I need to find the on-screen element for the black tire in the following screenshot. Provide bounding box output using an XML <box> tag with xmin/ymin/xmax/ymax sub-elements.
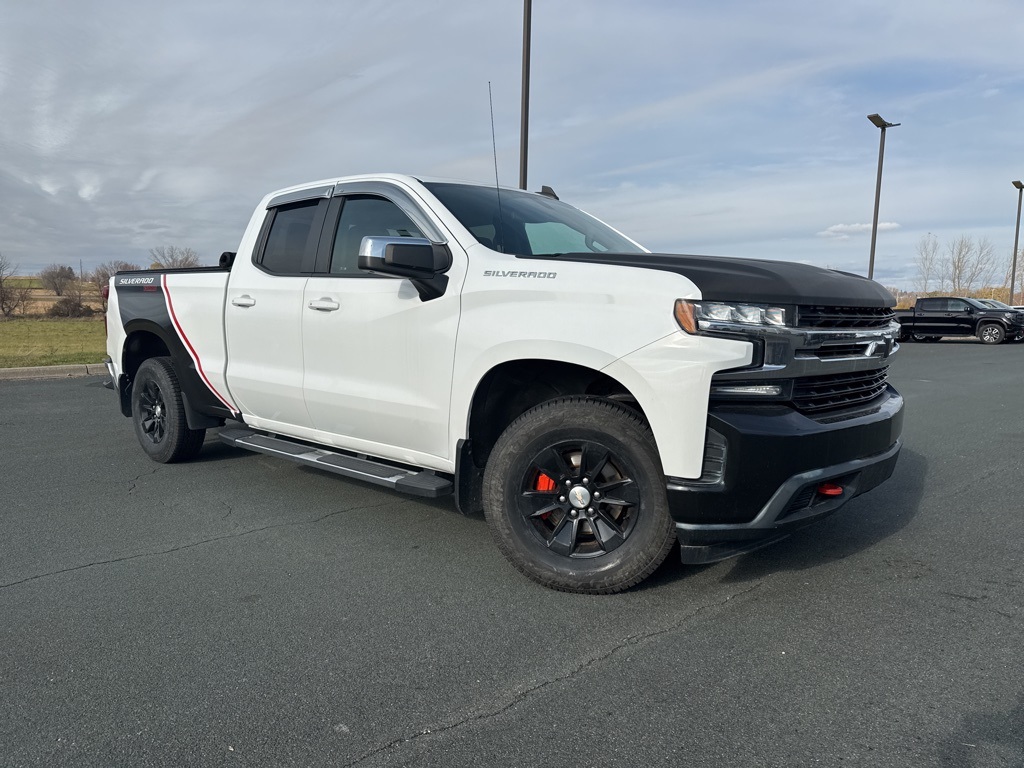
<box><xmin>131</xmin><ymin>357</ymin><xmax>206</xmax><ymax>463</ymax></box>
<box><xmin>897</xmin><ymin>328</ymin><xmax>912</xmax><ymax>342</ymax></box>
<box><xmin>978</xmin><ymin>324</ymin><xmax>1005</xmax><ymax>345</ymax></box>
<box><xmin>483</xmin><ymin>397</ymin><xmax>676</xmax><ymax>594</ymax></box>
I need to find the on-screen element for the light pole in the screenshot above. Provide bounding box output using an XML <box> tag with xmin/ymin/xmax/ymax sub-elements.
<box><xmin>867</xmin><ymin>114</ymin><xmax>900</xmax><ymax>280</ymax></box>
<box><xmin>519</xmin><ymin>0</ymin><xmax>532</xmax><ymax>190</ymax></box>
<box><xmin>1011</xmin><ymin>180</ymin><xmax>1023</xmax><ymax>305</ymax></box>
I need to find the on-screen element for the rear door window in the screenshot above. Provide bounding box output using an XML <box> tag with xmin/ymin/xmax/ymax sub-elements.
<box><xmin>259</xmin><ymin>200</ymin><xmax>322</xmax><ymax>274</ymax></box>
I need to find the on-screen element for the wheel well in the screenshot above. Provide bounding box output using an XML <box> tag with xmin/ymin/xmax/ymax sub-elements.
<box><xmin>466</xmin><ymin>359</ymin><xmax>645</xmax><ymax>470</ymax></box>
<box><xmin>123</xmin><ymin>331</ymin><xmax>171</xmax><ymax>382</ymax></box>
<box><xmin>114</xmin><ymin>331</ymin><xmax>171</xmax><ymax>416</ymax></box>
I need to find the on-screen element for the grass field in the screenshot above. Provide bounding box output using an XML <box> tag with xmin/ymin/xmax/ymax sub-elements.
<box><xmin>0</xmin><ymin>318</ymin><xmax>106</xmax><ymax>367</ymax></box>
<box><xmin>6</xmin><ymin>276</ymin><xmax>43</xmax><ymax>289</ymax></box>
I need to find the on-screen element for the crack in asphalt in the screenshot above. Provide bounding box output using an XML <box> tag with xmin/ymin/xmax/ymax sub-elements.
<box><xmin>341</xmin><ymin>580</ymin><xmax>765</xmax><ymax>768</ymax></box>
<box><xmin>0</xmin><ymin>501</ymin><xmax>397</xmax><ymax>591</ymax></box>
<box><xmin>126</xmin><ymin>467</ymin><xmax>161</xmax><ymax>496</ymax></box>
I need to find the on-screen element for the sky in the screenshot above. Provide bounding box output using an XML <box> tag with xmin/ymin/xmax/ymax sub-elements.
<box><xmin>3</xmin><ymin>0</ymin><xmax>1024</xmax><ymax>289</ymax></box>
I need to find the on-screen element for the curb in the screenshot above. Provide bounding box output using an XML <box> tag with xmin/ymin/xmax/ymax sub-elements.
<box><xmin>0</xmin><ymin>363</ymin><xmax>108</xmax><ymax>381</ymax></box>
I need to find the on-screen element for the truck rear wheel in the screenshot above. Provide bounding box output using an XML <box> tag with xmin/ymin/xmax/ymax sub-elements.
<box><xmin>483</xmin><ymin>397</ymin><xmax>676</xmax><ymax>594</ymax></box>
<box><xmin>978</xmin><ymin>324</ymin><xmax>1005</xmax><ymax>344</ymax></box>
<box><xmin>131</xmin><ymin>357</ymin><xmax>206</xmax><ymax>463</ymax></box>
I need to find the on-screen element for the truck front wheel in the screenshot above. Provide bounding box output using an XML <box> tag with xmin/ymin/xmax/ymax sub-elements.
<box><xmin>978</xmin><ymin>324</ymin><xmax>1005</xmax><ymax>344</ymax></box>
<box><xmin>483</xmin><ymin>397</ymin><xmax>676</xmax><ymax>594</ymax></box>
<box><xmin>131</xmin><ymin>357</ymin><xmax>206</xmax><ymax>463</ymax></box>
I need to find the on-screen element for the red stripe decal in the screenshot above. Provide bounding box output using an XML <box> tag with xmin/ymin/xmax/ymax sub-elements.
<box><xmin>162</xmin><ymin>274</ymin><xmax>237</xmax><ymax>414</ymax></box>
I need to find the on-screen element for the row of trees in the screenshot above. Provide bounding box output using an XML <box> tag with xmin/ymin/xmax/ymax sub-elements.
<box><xmin>913</xmin><ymin>234</ymin><xmax>1023</xmax><ymax>298</ymax></box>
<box><xmin>0</xmin><ymin>246</ymin><xmax>201</xmax><ymax>318</ymax></box>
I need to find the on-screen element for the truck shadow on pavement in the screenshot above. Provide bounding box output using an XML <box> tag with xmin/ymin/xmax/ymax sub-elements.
<box><xmin>640</xmin><ymin>447</ymin><xmax>928</xmax><ymax>589</ymax></box>
<box><xmin>208</xmin><ymin>432</ymin><xmax>928</xmax><ymax>591</ymax></box>
<box><xmin>189</xmin><ymin>435</ymin><xmax>260</xmax><ymax>464</ymax></box>
<box><xmin>937</xmin><ymin>691</ymin><xmax>1024</xmax><ymax>767</ymax></box>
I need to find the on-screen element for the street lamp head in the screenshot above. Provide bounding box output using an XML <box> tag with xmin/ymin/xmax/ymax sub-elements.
<box><xmin>1013</xmin><ymin>180</ymin><xmax>1023</xmax><ymax>190</ymax></box>
<box><xmin>867</xmin><ymin>113</ymin><xmax>900</xmax><ymax>129</ymax></box>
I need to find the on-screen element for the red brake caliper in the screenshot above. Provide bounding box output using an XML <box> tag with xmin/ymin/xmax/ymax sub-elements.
<box><xmin>534</xmin><ymin>472</ymin><xmax>557</xmax><ymax>492</ymax></box>
<box><xmin>533</xmin><ymin>472</ymin><xmax>558</xmax><ymax>521</ymax></box>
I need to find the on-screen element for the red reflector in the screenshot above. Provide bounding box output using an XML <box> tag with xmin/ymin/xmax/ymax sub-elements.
<box><xmin>534</xmin><ymin>473</ymin><xmax>557</xmax><ymax>492</ymax></box>
<box><xmin>817</xmin><ymin>482</ymin><xmax>844</xmax><ymax>497</ymax></box>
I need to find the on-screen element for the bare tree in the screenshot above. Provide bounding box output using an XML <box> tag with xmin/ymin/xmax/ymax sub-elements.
<box><xmin>914</xmin><ymin>234</ymin><xmax>940</xmax><ymax>294</ymax></box>
<box><xmin>149</xmin><ymin>246</ymin><xmax>200</xmax><ymax>269</ymax></box>
<box><xmin>942</xmin><ymin>236</ymin><xmax>999</xmax><ymax>294</ymax></box>
<box><xmin>39</xmin><ymin>264</ymin><xmax>76</xmax><ymax>296</ymax></box>
<box><xmin>91</xmin><ymin>260</ymin><xmax>142</xmax><ymax>290</ymax></box>
<box><xmin>0</xmin><ymin>253</ymin><xmax>32</xmax><ymax>317</ymax></box>
<box><xmin>1002</xmin><ymin>248</ymin><xmax>1024</xmax><ymax>305</ymax></box>
<box><xmin>90</xmin><ymin>260</ymin><xmax>143</xmax><ymax>306</ymax></box>
<box><xmin>1016</xmin><ymin>251</ymin><xmax>1024</xmax><ymax>305</ymax></box>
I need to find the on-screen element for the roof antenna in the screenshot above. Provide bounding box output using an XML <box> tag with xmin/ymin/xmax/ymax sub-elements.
<box><xmin>488</xmin><ymin>81</ymin><xmax>506</xmax><ymax>253</ymax></box>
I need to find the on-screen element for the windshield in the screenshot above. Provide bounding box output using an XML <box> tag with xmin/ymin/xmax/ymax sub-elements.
<box><xmin>982</xmin><ymin>299</ymin><xmax>1012</xmax><ymax>309</ymax></box>
<box><xmin>423</xmin><ymin>182</ymin><xmax>645</xmax><ymax>256</ymax></box>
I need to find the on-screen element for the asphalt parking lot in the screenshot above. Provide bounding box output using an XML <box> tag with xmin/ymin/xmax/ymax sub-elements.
<box><xmin>2</xmin><ymin>340</ymin><xmax>1022</xmax><ymax>767</ymax></box>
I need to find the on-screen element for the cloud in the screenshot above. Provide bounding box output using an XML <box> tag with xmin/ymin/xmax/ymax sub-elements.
<box><xmin>818</xmin><ymin>223</ymin><xmax>901</xmax><ymax>240</ymax></box>
<box><xmin>1</xmin><ymin>0</ymin><xmax>1024</xmax><ymax>290</ymax></box>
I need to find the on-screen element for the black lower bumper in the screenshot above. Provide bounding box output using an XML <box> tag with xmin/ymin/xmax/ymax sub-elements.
<box><xmin>667</xmin><ymin>386</ymin><xmax>904</xmax><ymax>564</ymax></box>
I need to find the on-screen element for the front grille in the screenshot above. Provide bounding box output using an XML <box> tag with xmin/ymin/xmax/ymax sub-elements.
<box><xmin>792</xmin><ymin>367</ymin><xmax>889</xmax><ymax>413</ymax></box>
<box><xmin>797</xmin><ymin>306</ymin><xmax>895</xmax><ymax>329</ymax></box>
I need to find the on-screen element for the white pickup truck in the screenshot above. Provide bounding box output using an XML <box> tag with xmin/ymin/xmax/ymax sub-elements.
<box><xmin>105</xmin><ymin>174</ymin><xmax>904</xmax><ymax>593</ymax></box>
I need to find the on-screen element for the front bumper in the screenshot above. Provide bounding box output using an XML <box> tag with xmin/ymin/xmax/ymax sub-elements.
<box><xmin>667</xmin><ymin>386</ymin><xmax>904</xmax><ymax>564</ymax></box>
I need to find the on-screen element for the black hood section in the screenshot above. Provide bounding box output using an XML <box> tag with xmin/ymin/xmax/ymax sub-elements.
<box><xmin>521</xmin><ymin>252</ymin><xmax>895</xmax><ymax>308</ymax></box>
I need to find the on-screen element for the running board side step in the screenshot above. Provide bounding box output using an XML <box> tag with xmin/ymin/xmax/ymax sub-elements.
<box><xmin>219</xmin><ymin>427</ymin><xmax>453</xmax><ymax>498</ymax></box>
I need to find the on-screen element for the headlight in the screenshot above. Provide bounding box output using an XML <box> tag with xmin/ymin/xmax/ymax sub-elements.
<box><xmin>674</xmin><ymin>300</ymin><xmax>789</xmax><ymax>334</ymax></box>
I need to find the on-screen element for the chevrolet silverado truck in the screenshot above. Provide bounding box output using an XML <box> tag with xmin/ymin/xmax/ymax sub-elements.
<box><xmin>105</xmin><ymin>174</ymin><xmax>904</xmax><ymax>593</ymax></box>
<box><xmin>896</xmin><ymin>296</ymin><xmax>1024</xmax><ymax>343</ymax></box>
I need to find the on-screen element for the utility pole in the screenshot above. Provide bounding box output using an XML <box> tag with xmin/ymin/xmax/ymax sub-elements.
<box><xmin>519</xmin><ymin>0</ymin><xmax>532</xmax><ymax>190</ymax></box>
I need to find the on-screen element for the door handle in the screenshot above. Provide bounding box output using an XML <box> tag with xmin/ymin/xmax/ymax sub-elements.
<box><xmin>308</xmin><ymin>297</ymin><xmax>340</xmax><ymax>312</ymax></box>
<box><xmin>231</xmin><ymin>295</ymin><xmax>256</xmax><ymax>308</ymax></box>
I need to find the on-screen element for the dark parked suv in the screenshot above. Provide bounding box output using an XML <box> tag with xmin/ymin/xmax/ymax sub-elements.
<box><xmin>896</xmin><ymin>297</ymin><xmax>1024</xmax><ymax>344</ymax></box>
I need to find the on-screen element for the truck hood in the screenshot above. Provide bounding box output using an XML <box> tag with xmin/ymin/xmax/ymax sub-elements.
<box><xmin>521</xmin><ymin>252</ymin><xmax>895</xmax><ymax>308</ymax></box>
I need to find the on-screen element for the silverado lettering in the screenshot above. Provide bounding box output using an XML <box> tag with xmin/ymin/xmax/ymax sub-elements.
<box><xmin>483</xmin><ymin>270</ymin><xmax>557</xmax><ymax>278</ymax></box>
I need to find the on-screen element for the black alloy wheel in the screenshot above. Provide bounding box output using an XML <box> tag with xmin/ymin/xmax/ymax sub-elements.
<box><xmin>131</xmin><ymin>357</ymin><xmax>206</xmax><ymax>463</ymax></box>
<box><xmin>137</xmin><ymin>377</ymin><xmax>168</xmax><ymax>445</ymax></box>
<box><xmin>484</xmin><ymin>397</ymin><xmax>676</xmax><ymax>594</ymax></box>
<box><xmin>518</xmin><ymin>440</ymin><xmax>641</xmax><ymax>559</ymax></box>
